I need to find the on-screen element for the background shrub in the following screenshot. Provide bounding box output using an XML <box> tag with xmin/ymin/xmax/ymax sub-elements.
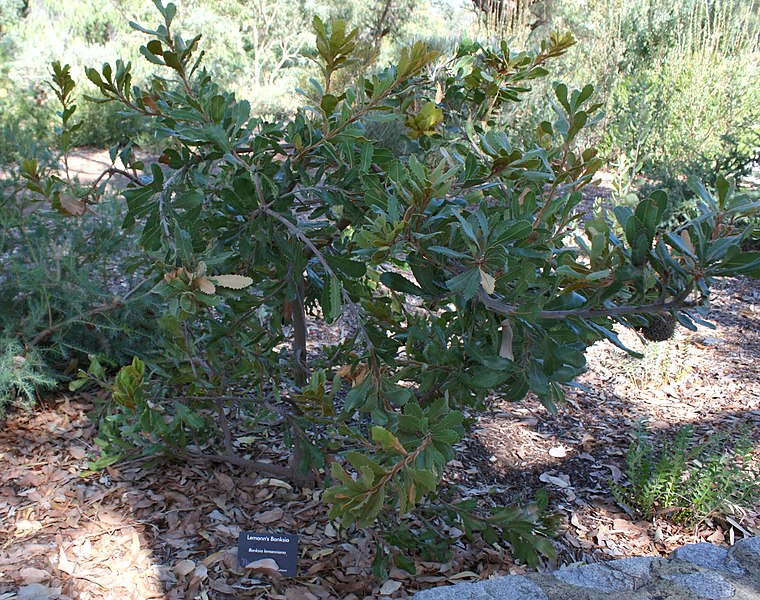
<box><xmin>71</xmin><ymin>92</ymin><xmax>156</xmax><ymax>148</ymax></box>
<box><xmin>0</xmin><ymin>187</ymin><xmax>160</xmax><ymax>372</ymax></box>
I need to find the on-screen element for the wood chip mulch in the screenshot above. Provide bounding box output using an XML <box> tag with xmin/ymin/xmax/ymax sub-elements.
<box><xmin>1</xmin><ymin>276</ymin><xmax>758</xmax><ymax>599</ymax></box>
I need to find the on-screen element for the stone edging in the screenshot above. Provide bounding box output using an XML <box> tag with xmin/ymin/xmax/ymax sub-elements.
<box><xmin>412</xmin><ymin>538</ymin><xmax>760</xmax><ymax>599</ymax></box>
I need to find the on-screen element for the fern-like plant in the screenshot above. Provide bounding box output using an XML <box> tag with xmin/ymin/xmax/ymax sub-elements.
<box><xmin>0</xmin><ymin>340</ymin><xmax>55</xmax><ymax>418</ymax></box>
<box><xmin>613</xmin><ymin>423</ymin><xmax>760</xmax><ymax>525</ymax></box>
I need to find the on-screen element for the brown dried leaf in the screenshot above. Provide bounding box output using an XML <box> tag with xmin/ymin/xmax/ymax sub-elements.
<box><xmin>379</xmin><ymin>579</ymin><xmax>402</xmax><ymax>595</ymax></box>
<box><xmin>211</xmin><ymin>274</ymin><xmax>254</xmax><ymax>289</ymax></box>
<box><xmin>173</xmin><ymin>559</ymin><xmax>196</xmax><ymax>577</ymax></box>
<box><xmin>20</xmin><ymin>567</ymin><xmax>50</xmax><ymax>584</ymax></box>
<box><xmin>201</xmin><ymin>549</ymin><xmax>227</xmax><ymax>567</ymax></box>
<box><xmin>256</xmin><ymin>507</ymin><xmax>284</xmax><ymax>524</ymax></box>
<box><xmin>244</xmin><ymin>558</ymin><xmax>280</xmax><ymax>573</ymax></box>
<box><xmin>59</xmin><ymin>193</ymin><xmax>86</xmax><ymax>216</ymax></box>
<box><xmin>195</xmin><ymin>276</ymin><xmax>216</xmax><ymax>295</ymax></box>
<box><xmin>68</xmin><ymin>446</ymin><xmax>87</xmax><ymax>460</ymax></box>
<box><xmin>448</xmin><ymin>571</ymin><xmax>480</xmax><ymax>580</ymax></box>
<box><xmin>57</xmin><ymin>546</ymin><xmax>75</xmax><ymax>575</ymax></box>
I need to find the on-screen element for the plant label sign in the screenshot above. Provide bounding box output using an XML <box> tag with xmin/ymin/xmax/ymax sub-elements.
<box><xmin>237</xmin><ymin>531</ymin><xmax>298</xmax><ymax>576</ymax></box>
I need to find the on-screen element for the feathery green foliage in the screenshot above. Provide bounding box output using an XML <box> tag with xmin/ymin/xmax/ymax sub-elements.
<box><xmin>0</xmin><ymin>341</ymin><xmax>55</xmax><ymax>418</ymax></box>
<box><xmin>0</xmin><ymin>178</ymin><xmax>160</xmax><ymax>370</ymax></box>
<box><xmin>613</xmin><ymin>424</ymin><xmax>760</xmax><ymax>525</ymax></box>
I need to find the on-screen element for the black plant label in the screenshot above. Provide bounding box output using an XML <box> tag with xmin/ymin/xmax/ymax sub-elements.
<box><xmin>237</xmin><ymin>531</ymin><xmax>298</xmax><ymax>576</ymax></box>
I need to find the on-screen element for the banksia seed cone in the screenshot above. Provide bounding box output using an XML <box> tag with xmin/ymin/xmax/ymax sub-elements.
<box><xmin>637</xmin><ymin>314</ymin><xmax>677</xmax><ymax>342</ymax></box>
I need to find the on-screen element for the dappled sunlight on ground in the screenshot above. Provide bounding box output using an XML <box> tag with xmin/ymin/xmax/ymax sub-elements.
<box><xmin>0</xmin><ymin>398</ymin><xmax>164</xmax><ymax>599</ymax></box>
<box><xmin>0</xmin><ymin>281</ymin><xmax>757</xmax><ymax>599</ymax></box>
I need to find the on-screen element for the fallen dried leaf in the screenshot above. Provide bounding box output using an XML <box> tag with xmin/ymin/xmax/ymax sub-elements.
<box><xmin>244</xmin><ymin>558</ymin><xmax>281</xmax><ymax>575</ymax></box>
<box><xmin>20</xmin><ymin>567</ymin><xmax>50</xmax><ymax>584</ymax></box>
<box><xmin>201</xmin><ymin>549</ymin><xmax>228</xmax><ymax>566</ymax></box>
<box><xmin>539</xmin><ymin>472</ymin><xmax>570</xmax><ymax>488</ymax></box>
<box><xmin>68</xmin><ymin>447</ymin><xmax>87</xmax><ymax>460</ymax></box>
<box><xmin>256</xmin><ymin>507</ymin><xmax>284</xmax><ymax>523</ymax></box>
<box><xmin>258</xmin><ymin>478</ymin><xmax>293</xmax><ymax>490</ymax></box>
<box><xmin>173</xmin><ymin>559</ymin><xmax>196</xmax><ymax>577</ymax></box>
<box><xmin>549</xmin><ymin>446</ymin><xmax>568</xmax><ymax>458</ymax></box>
<box><xmin>448</xmin><ymin>571</ymin><xmax>479</xmax><ymax>580</ymax></box>
<box><xmin>57</xmin><ymin>546</ymin><xmax>75</xmax><ymax>575</ymax></box>
<box><xmin>15</xmin><ymin>519</ymin><xmax>43</xmax><ymax>535</ymax></box>
<box><xmin>379</xmin><ymin>579</ymin><xmax>402</xmax><ymax>595</ymax></box>
<box><xmin>606</xmin><ymin>464</ymin><xmax>623</xmax><ymax>483</ymax></box>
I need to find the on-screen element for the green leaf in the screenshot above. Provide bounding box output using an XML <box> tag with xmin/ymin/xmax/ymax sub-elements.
<box><xmin>140</xmin><ymin>46</ymin><xmax>165</xmax><ymax>66</ymax></box>
<box><xmin>371</xmin><ymin>426</ymin><xmax>408</xmax><ymax>455</ymax></box>
<box><xmin>410</xmin><ymin>468</ymin><xmax>438</xmax><ymax>492</ymax></box>
<box><xmin>164</xmin><ymin>2</ymin><xmax>177</xmax><ymax>24</ymax></box>
<box><xmin>451</xmin><ymin>209</ymin><xmax>479</xmax><ymax>247</ymax></box>
<box><xmin>320</xmin><ymin>276</ymin><xmax>343</xmax><ymax>324</ymax></box>
<box><xmin>446</xmin><ymin>268</ymin><xmax>480</xmax><ymax>301</ymax></box>
<box><xmin>427</xmin><ymin>245</ymin><xmax>471</xmax><ymax>259</ymax></box>
<box><xmin>714</xmin><ymin>251</ymin><xmax>760</xmax><ymax>277</ymax></box>
<box><xmin>380</xmin><ymin>272</ymin><xmax>424</xmax><ymax>296</ymax></box>
<box><xmin>371</xmin><ymin>544</ymin><xmax>390</xmax><ymax>581</ymax></box>
<box><xmin>174</xmin><ymin>224</ymin><xmax>194</xmax><ymax>265</ymax></box>
<box><xmin>341</xmin><ymin>378</ymin><xmax>371</xmax><ymax>416</ymax></box>
<box><xmin>321</xmin><ymin>94</ymin><xmax>339</xmax><ymax>115</ymax></box>
<box><xmin>113</xmin><ymin>357</ymin><xmax>145</xmax><ymax>409</ymax></box>
<box><xmin>200</xmin><ymin>124</ymin><xmax>231</xmax><ymax>150</ymax></box>
<box><xmin>634</xmin><ymin>195</ymin><xmax>665</xmax><ymax>235</ymax></box>
<box><xmin>393</xmin><ymin>554</ymin><xmax>417</xmax><ymax>575</ymax></box>
<box><xmin>209</xmin><ymin>95</ymin><xmax>226</xmax><ymax>122</ymax></box>
<box><xmin>175</xmin><ymin>402</ymin><xmax>205</xmax><ymax>430</ymax></box>
<box><xmin>129</xmin><ymin>21</ymin><xmax>158</xmax><ymax>36</ymax></box>
<box><xmin>495</xmin><ymin>220</ymin><xmax>533</xmax><ymax>244</ymax></box>
<box><xmin>68</xmin><ymin>377</ymin><xmax>88</xmax><ymax>392</ymax></box>
<box><xmin>325</xmin><ymin>255</ymin><xmax>367</xmax><ymax>279</ymax></box>
<box><xmin>173</xmin><ymin>190</ymin><xmax>204</xmax><ymax>210</ymax></box>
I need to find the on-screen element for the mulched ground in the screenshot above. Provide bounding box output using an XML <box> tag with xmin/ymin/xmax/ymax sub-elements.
<box><xmin>1</xmin><ymin>275</ymin><xmax>757</xmax><ymax>600</ymax></box>
<box><xmin>1</xmin><ymin>152</ymin><xmax>758</xmax><ymax>598</ymax></box>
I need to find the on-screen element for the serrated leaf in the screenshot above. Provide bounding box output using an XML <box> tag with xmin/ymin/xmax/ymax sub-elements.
<box><xmin>325</xmin><ymin>255</ymin><xmax>366</xmax><ymax>279</ymax></box>
<box><xmin>325</xmin><ymin>276</ymin><xmax>342</xmax><ymax>322</ymax></box>
<box><xmin>371</xmin><ymin>426</ymin><xmax>408</xmax><ymax>455</ymax></box>
<box><xmin>211</xmin><ymin>274</ymin><xmax>254</xmax><ymax>289</ymax></box>
<box><xmin>446</xmin><ymin>268</ymin><xmax>480</xmax><ymax>301</ymax></box>
<box><xmin>479</xmin><ymin>269</ymin><xmax>496</xmax><ymax>294</ymax></box>
<box><xmin>195</xmin><ymin>276</ymin><xmax>216</xmax><ymax>294</ymax></box>
<box><xmin>380</xmin><ymin>272</ymin><xmax>424</xmax><ymax>296</ymax></box>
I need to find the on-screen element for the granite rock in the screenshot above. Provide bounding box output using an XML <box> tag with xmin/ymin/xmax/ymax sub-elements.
<box><xmin>672</xmin><ymin>542</ymin><xmax>745</xmax><ymax>575</ymax></box>
<box><xmin>553</xmin><ymin>562</ymin><xmax>635</xmax><ymax>593</ymax></box>
<box><xmin>412</xmin><ymin>575</ymin><xmax>550</xmax><ymax>600</ymax></box>
<box><xmin>665</xmin><ymin>571</ymin><xmax>736</xmax><ymax>599</ymax></box>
